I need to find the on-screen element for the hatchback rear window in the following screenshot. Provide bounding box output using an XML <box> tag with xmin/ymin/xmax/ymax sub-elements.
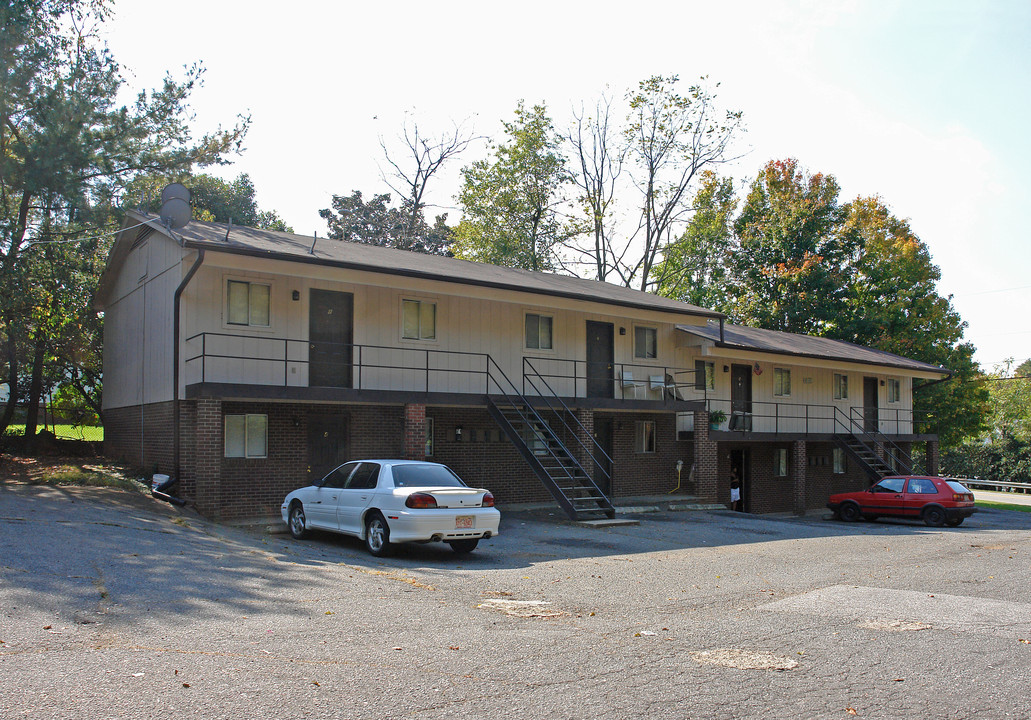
<box><xmin>392</xmin><ymin>464</ymin><xmax>466</xmax><ymax>488</ymax></box>
<box><xmin>946</xmin><ymin>480</ymin><xmax>971</xmax><ymax>494</ymax></box>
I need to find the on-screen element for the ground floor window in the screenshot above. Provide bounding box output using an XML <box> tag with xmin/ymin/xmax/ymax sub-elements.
<box><xmin>225</xmin><ymin>414</ymin><xmax>268</xmax><ymax>458</ymax></box>
<box><xmin>833</xmin><ymin>447</ymin><xmax>846</xmax><ymax>474</ymax></box>
<box><xmin>773</xmin><ymin>447</ymin><xmax>789</xmax><ymax>477</ymax></box>
<box><xmin>425</xmin><ymin>417</ymin><xmax>434</xmax><ymax>457</ymax></box>
<box><xmin>635</xmin><ymin>420</ymin><xmax>656</xmax><ymax>453</ymax></box>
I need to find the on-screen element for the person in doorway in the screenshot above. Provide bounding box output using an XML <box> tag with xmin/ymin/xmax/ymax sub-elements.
<box><xmin>729</xmin><ymin>469</ymin><xmax>742</xmax><ymax>512</ymax></box>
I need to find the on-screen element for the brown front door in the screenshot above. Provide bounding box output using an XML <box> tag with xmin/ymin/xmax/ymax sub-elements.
<box><xmin>586</xmin><ymin>321</ymin><xmax>614</xmax><ymax>399</ymax></box>
<box><xmin>307</xmin><ymin>414</ymin><xmax>349</xmax><ymax>482</ymax></box>
<box><xmin>309</xmin><ymin>289</ymin><xmax>354</xmax><ymax>388</ymax></box>
<box><xmin>863</xmin><ymin>377</ymin><xmax>879</xmax><ymax>432</ymax></box>
<box><xmin>731</xmin><ymin>364</ymin><xmax>752</xmax><ymax>414</ymax></box>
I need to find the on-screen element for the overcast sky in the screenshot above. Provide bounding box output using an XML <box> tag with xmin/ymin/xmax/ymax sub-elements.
<box><xmin>105</xmin><ymin>0</ymin><xmax>1030</xmax><ymax>371</ymax></box>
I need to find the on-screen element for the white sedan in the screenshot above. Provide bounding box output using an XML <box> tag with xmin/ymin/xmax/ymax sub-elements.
<box><xmin>281</xmin><ymin>459</ymin><xmax>500</xmax><ymax>556</ymax></box>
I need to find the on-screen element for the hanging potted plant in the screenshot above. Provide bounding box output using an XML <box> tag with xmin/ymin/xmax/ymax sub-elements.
<box><xmin>708</xmin><ymin>409</ymin><xmax>727</xmax><ymax>430</ymax></box>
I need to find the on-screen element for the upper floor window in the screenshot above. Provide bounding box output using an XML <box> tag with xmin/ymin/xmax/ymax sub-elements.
<box><xmin>227</xmin><ymin>280</ymin><xmax>270</xmax><ymax>327</ymax></box>
<box><xmin>525</xmin><ymin>313</ymin><xmax>553</xmax><ymax>350</ymax></box>
<box><xmin>695</xmin><ymin>360</ymin><xmax>715</xmax><ymax>391</ymax></box>
<box><xmin>774</xmin><ymin>368</ymin><xmax>791</xmax><ymax>397</ymax></box>
<box><xmin>833</xmin><ymin>373</ymin><xmax>849</xmax><ymax>400</ymax></box>
<box><xmin>887</xmin><ymin>378</ymin><xmax>901</xmax><ymax>403</ymax></box>
<box><xmin>634</xmin><ymin>326</ymin><xmax>657</xmax><ymax>359</ymax></box>
<box><xmin>402</xmin><ymin>299</ymin><xmax>436</xmax><ymax>340</ymax></box>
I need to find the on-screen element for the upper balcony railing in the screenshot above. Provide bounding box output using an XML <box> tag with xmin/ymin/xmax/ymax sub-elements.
<box><xmin>694</xmin><ymin>397</ymin><xmax>933</xmax><ymax>436</ymax></box>
<box><xmin>183</xmin><ymin>331</ymin><xmax>702</xmax><ymax>401</ymax></box>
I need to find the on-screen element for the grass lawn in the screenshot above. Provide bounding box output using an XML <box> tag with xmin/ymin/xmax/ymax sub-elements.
<box><xmin>976</xmin><ymin>500</ymin><xmax>1031</xmax><ymax>513</ymax></box>
<box><xmin>5</xmin><ymin>423</ymin><xmax>103</xmax><ymax>441</ymax></box>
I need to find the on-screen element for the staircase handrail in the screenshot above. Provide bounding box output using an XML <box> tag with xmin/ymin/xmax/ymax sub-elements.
<box><xmin>832</xmin><ymin>406</ymin><xmax>915</xmax><ymax>474</ymax></box>
<box><xmin>523</xmin><ymin>357</ymin><xmax>615</xmax><ymax>478</ymax></box>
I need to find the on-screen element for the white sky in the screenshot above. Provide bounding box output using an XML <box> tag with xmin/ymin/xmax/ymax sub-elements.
<box><xmin>104</xmin><ymin>0</ymin><xmax>1031</xmax><ymax>371</ymax></box>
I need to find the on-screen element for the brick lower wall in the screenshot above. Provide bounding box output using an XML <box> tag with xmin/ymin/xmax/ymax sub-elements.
<box><xmin>103</xmin><ymin>402</ymin><xmax>174</xmax><ymax>475</ymax></box>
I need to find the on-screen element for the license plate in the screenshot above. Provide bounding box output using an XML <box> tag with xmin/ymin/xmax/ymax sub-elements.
<box><xmin>455</xmin><ymin>516</ymin><xmax>473</xmax><ymax>529</ymax></box>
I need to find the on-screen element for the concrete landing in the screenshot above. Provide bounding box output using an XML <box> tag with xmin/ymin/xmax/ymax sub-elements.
<box><xmin>578</xmin><ymin>517</ymin><xmax>641</xmax><ymax>528</ymax></box>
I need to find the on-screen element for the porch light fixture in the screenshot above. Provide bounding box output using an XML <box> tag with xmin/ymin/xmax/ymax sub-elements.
<box><xmin>292</xmin><ymin>290</ymin><xmax>300</xmax><ymax>301</ymax></box>
<box><xmin>723</xmin><ymin>365</ymin><xmax>729</xmax><ymax>373</ymax></box>
<box><xmin>880</xmin><ymin>380</ymin><xmax>885</xmax><ymax>386</ymax></box>
<box><xmin>455</xmin><ymin>425</ymin><xmax>463</xmax><ymax>441</ymax></box>
<box><xmin>619</xmin><ymin>327</ymin><xmax>626</xmax><ymax>335</ymax></box>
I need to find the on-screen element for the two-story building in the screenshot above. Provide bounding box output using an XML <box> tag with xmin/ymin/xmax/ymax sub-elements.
<box><xmin>95</xmin><ymin>211</ymin><xmax>948</xmax><ymax>520</ymax></box>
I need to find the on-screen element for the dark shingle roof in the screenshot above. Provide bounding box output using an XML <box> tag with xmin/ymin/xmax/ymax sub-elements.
<box><xmin>156</xmin><ymin>213</ymin><xmax>722</xmax><ymax>320</ymax></box>
<box><xmin>677</xmin><ymin>321</ymin><xmax>949</xmax><ymax>375</ymax></box>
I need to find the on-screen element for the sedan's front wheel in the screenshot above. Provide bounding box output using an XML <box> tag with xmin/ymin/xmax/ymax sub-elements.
<box><xmin>838</xmin><ymin>502</ymin><xmax>861</xmax><ymax>522</ymax></box>
<box><xmin>365</xmin><ymin>513</ymin><xmax>393</xmax><ymax>557</ymax></box>
<box><xmin>289</xmin><ymin>504</ymin><xmax>308</xmax><ymax>540</ymax></box>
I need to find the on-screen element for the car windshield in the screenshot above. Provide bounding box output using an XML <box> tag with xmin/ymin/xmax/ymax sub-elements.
<box><xmin>946</xmin><ymin>480</ymin><xmax>971</xmax><ymax>494</ymax></box>
<box><xmin>392</xmin><ymin>464</ymin><xmax>467</xmax><ymax>488</ymax></box>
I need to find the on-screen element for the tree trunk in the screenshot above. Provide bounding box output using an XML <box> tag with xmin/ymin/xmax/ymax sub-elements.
<box><xmin>0</xmin><ymin>317</ymin><xmax>19</xmax><ymax>437</ymax></box>
<box><xmin>23</xmin><ymin>336</ymin><xmax>46</xmax><ymax>450</ymax></box>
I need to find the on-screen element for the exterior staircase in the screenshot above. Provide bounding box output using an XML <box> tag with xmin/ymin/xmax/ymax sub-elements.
<box><xmin>833</xmin><ymin>407</ymin><xmax>915</xmax><ymax>481</ymax></box>
<box><xmin>484</xmin><ymin>356</ymin><xmax>615</xmax><ymax>521</ymax></box>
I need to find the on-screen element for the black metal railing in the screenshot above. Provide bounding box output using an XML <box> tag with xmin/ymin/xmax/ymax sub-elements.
<box><xmin>521</xmin><ymin>356</ymin><xmax>703</xmax><ymax>403</ymax></box>
<box><xmin>700</xmin><ymin>398</ymin><xmax>922</xmax><ymax>437</ymax></box>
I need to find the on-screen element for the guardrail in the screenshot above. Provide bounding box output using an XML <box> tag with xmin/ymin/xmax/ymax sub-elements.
<box><xmin>946</xmin><ymin>477</ymin><xmax>1031</xmax><ymax>494</ymax></box>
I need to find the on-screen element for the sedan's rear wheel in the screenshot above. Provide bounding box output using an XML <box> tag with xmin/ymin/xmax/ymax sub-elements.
<box><xmin>449</xmin><ymin>539</ymin><xmax>479</xmax><ymax>554</ymax></box>
<box><xmin>288</xmin><ymin>503</ymin><xmax>307</xmax><ymax>539</ymax></box>
<box><xmin>839</xmin><ymin>502</ymin><xmax>861</xmax><ymax>522</ymax></box>
<box><xmin>364</xmin><ymin>512</ymin><xmax>393</xmax><ymax>557</ymax></box>
<box><xmin>923</xmin><ymin>506</ymin><xmax>947</xmax><ymax>527</ymax></box>
<box><xmin>946</xmin><ymin>517</ymin><xmax>965</xmax><ymax>527</ymax></box>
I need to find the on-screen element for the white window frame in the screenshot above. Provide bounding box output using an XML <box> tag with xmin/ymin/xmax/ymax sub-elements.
<box><xmin>774</xmin><ymin>368</ymin><xmax>791</xmax><ymax>397</ymax></box>
<box><xmin>226</xmin><ymin>279</ymin><xmax>271</xmax><ymax>328</ymax></box>
<box><xmin>224</xmin><ymin>414</ymin><xmax>268</xmax><ymax>458</ymax></box>
<box><xmin>635</xmin><ymin>420</ymin><xmax>656</xmax><ymax>454</ymax></box>
<box><xmin>695</xmin><ymin>360</ymin><xmax>715</xmax><ymax>391</ymax></box>
<box><xmin>525</xmin><ymin>313</ymin><xmax>554</xmax><ymax>350</ymax></box>
<box><xmin>833</xmin><ymin>447</ymin><xmax>846</xmax><ymax>474</ymax></box>
<box><xmin>401</xmin><ymin>298</ymin><xmax>437</xmax><ymax>341</ymax></box>
<box><xmin>887</xmin><ymin>378</ymin><xmax>901</xmax><ymax>404</ymax></box>
<box><xmin>634</xmin><ymin>326</ymin><xmax>658</xmax><ymax>359</ymax></box>
<box><xmin>773</xmin><ymin>447</ymin><xmax>789</xmax><ymax>477</ymax></box>
<box><xmin>833</xmin><ymin>373</ymin><xmax>848</xmax><ymax>400</ymax></box>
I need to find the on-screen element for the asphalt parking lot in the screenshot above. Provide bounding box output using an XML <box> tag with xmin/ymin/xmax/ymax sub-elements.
<box><xmin>2</xmin><ymin>482</ymin><xmax>1030</xmax><ymax>720</ymax></box>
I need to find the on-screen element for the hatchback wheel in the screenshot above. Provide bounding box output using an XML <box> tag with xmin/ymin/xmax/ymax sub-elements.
<box><xmin>365</xmin><ymin>513</ymin><xmax>393</xmax><ymax>557</ymax></box>
<box><xmin>839</xmin><ymin>502</ymin><xmax>861</xmax><ymax>522</ymax></box>
<box><xmin>923</xmin><ymin>506</ymin><xmax>947</xmax><ymax>527</ymax></box>
<box><xmin>288</xmin><ymin>504</ymin><xmax>307</xmax><ymax>539</ymax></box>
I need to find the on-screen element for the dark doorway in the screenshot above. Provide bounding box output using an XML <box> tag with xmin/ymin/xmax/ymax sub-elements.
<box><xmin>592</xmin><ymin>416</ymin><xmax>614</xmax><ymax>495</ymax></box>
<box><xmin>586</xmin><ymin>321</ymin><xmax>614</xmax><ymax>399</ymax></box>
<box><xmin>863</xmin><ymin>377</ymin><xmax>879</xmax><ymax>432</ymax></box>
<box><xmin>730</xmin><ymin>448</ymin><xmax>751</xmax><ymax>512</ymax></box>
<box><xmin>309</xmin><ymin>289</ymin><xmax>354</xmax><ymax>388</ymax></box>
<box><xmin>307</xmin><ymin>414</ymin><xmax>349</xmax><ymax>482</ymax></box>
<box><xmin>731</xmin><ymin>364</ymin><xmax>753</xmax><ymax>415</ymax></box>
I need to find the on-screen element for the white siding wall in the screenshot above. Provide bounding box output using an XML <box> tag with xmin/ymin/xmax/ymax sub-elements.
<box><xmin>102</xmin><ymin>236</ymin><xmax>184</xmax><ymax>410</ymax></box>
<box><xmin>178</xmin><ymin>254</ymin><xmax>707</xmax><ymax>398</ymax></box>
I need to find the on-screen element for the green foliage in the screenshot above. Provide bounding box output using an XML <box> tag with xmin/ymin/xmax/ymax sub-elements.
<box><xmin>0</xmin><ymin>0</ymin><xmax>249</xmax><ymax>438</ymax></box>
<box><xmin>657</xmin><ymin>158</ymin><xmax>990</xmax><ymax>447</ymax></box>
<box><xmin>319</xmin><ymin>190</ymin><xmax>451</xmax><ymax>255</ymax></box>
<box><xmin>454</xmin><ymin>102</ymin><xmax>571</xmax><ymax>271</ymax></box>
<box><xmin>124</xmin><ymin>173</ymin><xmax>292</xmax><ymax>231</ymax></box>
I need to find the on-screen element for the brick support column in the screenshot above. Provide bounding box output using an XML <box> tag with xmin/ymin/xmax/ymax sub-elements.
<box><xmin>926</xmin><ymin>439</ymin><xmax>940</xmax><ymax>475</ymax></box>
<box><xmin>792</xmin><ymin>439</ymin><xmax>807</xmax><ymax>515</ymax></box>
<box><xmin>403</xmin><ymin>404</ymin><xmax>427</xmax><ymax>460</ymax></box>
<box><xmin>573</xmin><ymin>408</ymin><xmax>596</xmax><ymax>480</ymax></box>
<box><xmin>693</xmin><ymin>409</ymin><xmax>718</xmax><ymax>502</ymax></box>
<box><xmin>193</xmin><ymin>398</ymin><xmax>223</xmax><ymax>518</ymax></box>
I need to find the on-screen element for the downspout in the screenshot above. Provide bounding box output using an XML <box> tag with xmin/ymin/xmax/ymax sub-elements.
<box><xmin>172</xmin><ymin>248</ymin><xmax>205</xmax><ymax>488</ymax></box>
<box><xmin>719</xmin><ymin>318</ymin><xmax>725</xmax><ymax>344</ymax></box>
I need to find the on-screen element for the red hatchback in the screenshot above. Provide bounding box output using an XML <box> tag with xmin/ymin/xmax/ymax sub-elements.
<box><xmin>828</xmin><ymin>476</ymin><xmax>976</xmax><ymax>527</ymax></box>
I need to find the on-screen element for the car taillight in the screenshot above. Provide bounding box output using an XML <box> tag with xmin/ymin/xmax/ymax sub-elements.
<box><xmin>953</xmin><ymin>493</ymin><xmax>973</xmax><ymax>502</ymax></box>
<box><xmin>405</xmin><ymin>493</ymin><xmax>438</xmax><ymax>509</ymax></box>
<box><xmin>481</xmin><ymin>491</ymin><xmax>495</xmax><ymax>508</ymax></box>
